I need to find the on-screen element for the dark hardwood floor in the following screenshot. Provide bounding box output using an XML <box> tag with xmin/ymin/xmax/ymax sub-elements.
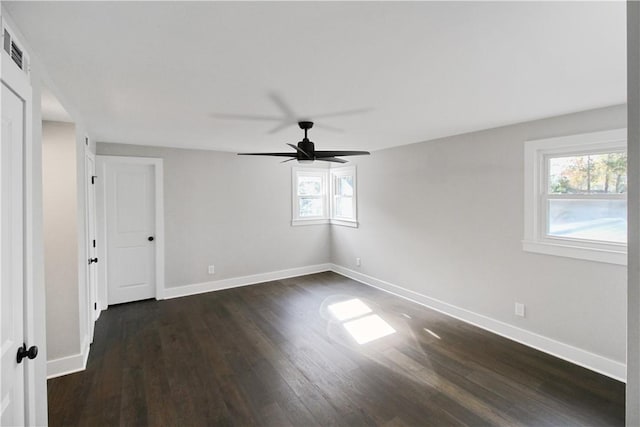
<box><xmin>48</xmin><ymin>272</ymin><xmax>624</xmax><ymax>426</ymax></box>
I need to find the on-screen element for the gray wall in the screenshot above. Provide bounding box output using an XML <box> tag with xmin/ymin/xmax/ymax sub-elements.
<box><xmin>42</xmin><ymin>121</ymin><xmax>80</xmax><ymax>360</ymax></box>
<box><xmin>96</xmin><ymin>143</ymin><xmax>331</xmax><ymax>288</ymax></box>
<box><xmin>331</xmin><ymin>104</ymin><xmax>627</xmax><ymax>364</ymax></box>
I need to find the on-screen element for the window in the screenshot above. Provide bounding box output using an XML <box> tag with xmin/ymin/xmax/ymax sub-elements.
<box><xmin>523</xmin><ymin>129</ymin><xmax>627</xmax><ymax>264</ymax></box>
<box><xmin>330</xmin><ymin>166</ymin><xmax>357</xmax><ymax>226</ymax></box>
<box><xmin>292</xmin><ymin>166</ymin><xmax>358</xmax><ymax>227</ymax></box>
<box><xmin>292</xmin><ymin>168</ymin><xmax>328</xmax><ymax>225</ymax></box>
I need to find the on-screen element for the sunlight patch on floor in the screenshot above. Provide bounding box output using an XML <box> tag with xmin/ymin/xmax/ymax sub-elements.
<box><xmin>328</xmin><ymin>298</ymin><xmax>372</xmax><ymax>321</ymax></box>
<box><xmin>343</xmin><ymin>314</ymin><xmax>396</xmax><ymax>344</ymax></box>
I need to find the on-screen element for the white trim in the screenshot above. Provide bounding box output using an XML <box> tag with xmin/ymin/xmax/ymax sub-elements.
<box><xmin>84</xmin><ymin>147</ymin><xmax>98</xmax><ymax>345</ymax></box>
<box><xmin>330</xmin><ymin>219</ymin><xmax>359</xmax><ymax>228</ymax></box>
<box><xmin>162</xmin><ymin>263</ymin><xmax>332</xmax><ymax>299</ymax></box>
<box><xmin>292</xmin><ymin>167</ymin><xmax>329</xmax><ymax>222</ymax></box>
<box><xmin>523</xmin><ymin>128</ymin><xmax>628</xmax><ymax>264</ymax></box>
<box><xmin>95</xmin><ymin>159</ymin><xmax>108</xmax><ymax>311</ymax></box>
<box><xmin>330</xmin><ymin>264</ymin><xmax>627</xmax><ymax>382</ymax></box>
<box><xmin>46</xmin><ymin>335</ymin><xmax>90</xmax><ymax>380</ymax></box>
<box><xmin>522</xmin><ymin>239</ymin><xmax>626</xmax><ymax>265</ymax></box>
<box><xmin>95</xmin><ymin>155</ymin><xmax>165</xmax><ymax>304</ymax></box>
<box><xmin>291</xmin><ymin>219</ymin><xmax>330</xmax><ymax>226</ymax></box>
<box><xmin>47</xmin><ymin>262</ymin><xmax>626</xmax><ymax>383</ymax></box>
<box><xmin>330</xmin><ymin>165</ymin><xmax>358</xmax><ymax>223</ymax></box>
<box><xmin>1</xmin><ymin>16</ymin><xmax>37</xmax><ymax>424</ymax></box>
<box><xmin>292</xmin><ymin>165</ymin><xmax>360</xmax><ymax>227</ymax></box>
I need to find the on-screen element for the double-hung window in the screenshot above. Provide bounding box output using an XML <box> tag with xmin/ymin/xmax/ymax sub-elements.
<box><xmin>292</xmin><ymin>168</ymin><xmax>328</xmax><ymax>225</ymax></box>
<box><xmin>292</xmin><ymin>166</ymin><xmax>358</xmax><ymax>227</ymax></box>
<box><xmin>523</xmin><ymin>129</ymin><xmax>627</xmax><ymax>264</ymax></box>
<box><xmin>331</xmin><ymin>166</ymin><xmax>357</xmax><ymax>226</ymax></box>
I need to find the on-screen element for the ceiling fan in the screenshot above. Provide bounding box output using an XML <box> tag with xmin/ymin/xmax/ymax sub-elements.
<box><xmin>238</xmin><ymin>121</ymin><xmax>370</xmax><ymax>164</ymax></box>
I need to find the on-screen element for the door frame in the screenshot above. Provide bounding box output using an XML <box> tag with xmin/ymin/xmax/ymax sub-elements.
<box><xmin>95</xmin><ymin>155</ymin><xmax>165</xmax><ymax>306</ymax></box>
<box><xmin>0</xmin><ymin>16</ymin><xmax>37</xmax><ymax>424</ymax></box>
<box><xmin>84</xmin><ymin>147</ymin><xmax>98</xmax><ymax>343</ymax></box>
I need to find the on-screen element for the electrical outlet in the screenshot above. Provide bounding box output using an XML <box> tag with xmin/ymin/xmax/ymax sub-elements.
<box><xmin>208</xmin><ymin>265</ymin><xmax>215</xmax><ymax>275</ymax></box>
<box><xmin>356</xmin><ymin>257</ymin><xmax>361</xmax><ymax>267</ymax></box>
<box><xmin>515</xmin><ymin>302</ymin><xmax>526</xmax><ymax>317</ymax></box>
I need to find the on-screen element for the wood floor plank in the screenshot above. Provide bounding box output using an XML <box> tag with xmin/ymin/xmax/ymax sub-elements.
<box><xmin>48</xmin><ymin>272</ymin><xmax>625</xmax><ymax>426</ymax></box>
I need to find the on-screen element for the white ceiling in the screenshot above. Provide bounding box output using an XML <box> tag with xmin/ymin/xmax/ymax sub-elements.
<box><xmin>6</xmin><ymin>1</ymin><xmax>626</xmax><ymax>153</ymax></box>
<box><xmin>41</xmin><ymin>87</ymin><xmax>73</xmax><ymax>123</ymax></box>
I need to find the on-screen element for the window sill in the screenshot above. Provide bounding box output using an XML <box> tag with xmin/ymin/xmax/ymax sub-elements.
<box><xmin>522</xmin><ymin>239</ymin><xmax>626</xmax><ymax>265</ymax></box>
<box><xmin>291</xmin><ymin>219</ymin><xmax>330</xmax><ymax>227</ymax></box>
<box><xmin>330</xmin><ymin>219</ymin><xmax>359</xmax><ymax>228</ymax></box>
<box><xmin>291</xmin><ymin>218</ymin><xmax>359</xmax><ymax>228</ymax></box>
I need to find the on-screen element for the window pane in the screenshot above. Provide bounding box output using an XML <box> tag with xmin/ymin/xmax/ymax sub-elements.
<box><xmin>549</xmin><ymin>152</ymin><xmax>627</xmax><ymax>194</ymax></box>
<box><xmin>336</xmin><ymin>176</ymin><xmax>354</xmax><ymax>197</ymax></box>
<box><xmin>548</xmin><ymin>199</ymin><xmax>627</xmax><ymax>243</ymax></box>
<box><xmin>298</xmin><ymin>176</ymin><xmax>322</xmax><ymax>196</ymax></box>
<box><xmin>335</xmin><ymin>196</ymin><xmax>353</xmax><ymax>218</ymax></box>
<box><xmin>299</xmin><ymin>197</ymin><xmax>323</xmax><ymax>217</ymax></box>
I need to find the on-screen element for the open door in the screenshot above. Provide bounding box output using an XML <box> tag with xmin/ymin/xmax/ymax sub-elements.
<box><xmin>85</xmin><ymin>150</ymin><xmax>99</xmax><ymax>342</ymax></box>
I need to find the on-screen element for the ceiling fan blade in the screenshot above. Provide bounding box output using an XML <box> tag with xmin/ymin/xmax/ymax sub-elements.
<box><xmin>268</xmin><ymin>92</ymin><xmax>297</xmax><ymax>120</ymax></box>
<box><xmin>210</xmin><ymin>113</ymin><xmax>282</xmax><ymax>122</ymax></box>
<box><xmin>286</xmin><ymin>143</ymin><xmax>311</xmax><ymax>158</ymax></box>
<box><xmin>313</xmin><ymin>123</ymin><xmax>344</xmax><ymax>133</ymax></box>
<box><xmin>316</xmin><ymin>157</ymin><xmax>348</xmax><ymax>164</ymax></box>
<box><xmin>237</xmin><ymin>152</ymin><xmax>296</xmax><ymax>157</ymax></box>
<box><xmin>268</xmin><ymin>121</ymin><xmax>298</xmax><ymax>134</ymax></box>
<box><xmin>312</xmin><ymin>107</ymin><xmax>373</xmax><ymax>119</ymax></box>
<box><xmin>315</xmin><ymin>150</ymin><xmax>370</xmax><ymax>157</ymax></box>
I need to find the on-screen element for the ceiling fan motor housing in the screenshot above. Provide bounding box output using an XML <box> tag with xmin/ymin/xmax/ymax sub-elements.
<box><xmin>237</xmin><ymin>119</ymin><xmax>370</xmax><ymax>162</ymax></box>
<box><xmin>298</xmin><ymin>139</ymin><xmax>315</xmax><ymax>160</ymax></box>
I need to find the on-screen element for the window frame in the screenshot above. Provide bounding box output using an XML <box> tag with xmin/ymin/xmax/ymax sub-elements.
<box><xmin>523</xmin><ymin>128</ymin><xmax>627</xmax><ymax>265</ymax></box>
<box><xmin>291</xmin><ymin>165</ymin><xmax>359</xmax><ymax>227</ymax></box>
<box><xmin>292</xmin><ymin>167</ymin><xmax>329</xmax><ymax>226</ymax></box>
<box><xmin>330</xmin><ymin>166</ymin><xmax>358</xmax><ymax>228</ymax></box>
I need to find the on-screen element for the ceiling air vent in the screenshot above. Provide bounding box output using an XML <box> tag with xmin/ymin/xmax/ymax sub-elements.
<box><xmin>3</xmin><ymin>27</ymin><xmax>25</xmax><ymax>71</ymax></box>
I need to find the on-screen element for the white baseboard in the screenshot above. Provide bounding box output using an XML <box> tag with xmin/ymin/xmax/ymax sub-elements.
<box><xmin>50</xmin><ymin>263</ymin><xmax>626</xmax><ymax>382</ymax></box>
<box><xmin>330</xmin><ymin>263</ymin><xmax>626</xmax><ymax>382</ymax></box>
<box><xmin>47</xmin><ymin>335</ymin><xmax>90</xmax><ymax>379</ymax></box>
<box><xmin>162</xmin><ymin>263</ymin><xmax>333</xmax><ymax>300</ymax></box>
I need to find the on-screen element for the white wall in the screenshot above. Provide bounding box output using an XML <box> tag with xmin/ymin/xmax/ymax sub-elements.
<box><xmin>331</xmin><ymin>104</ymin><xmax>627</xmax><ymax>369</ymax></box>
<box><xmin>42</xmin><ymin>121</ymin><xmax>80</xmax><ymax>360</ymax></box>
<box><xmin>1</xmin><ymin>8</ymin><xmax>96</xmax><ymax>401</ymax></box>
<box><xmin>96</xmin><ymin>143</ymin><xmax>331</xmax><ymax>288</ymax></box>
<box><xmin>1</xmin><ymin>8</ymin><xmax>49</xmax><ymax>423</ymax></box>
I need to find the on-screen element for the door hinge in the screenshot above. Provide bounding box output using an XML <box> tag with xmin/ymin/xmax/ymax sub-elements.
<box><xmin>93</xmin><ymin>239</ymin><xmax>96</xmax><ymax>248</ymax></box>
<box><xmin>94</xmin><ymin>303</ymin><xmax>97</xmax><ymax>310</ymax></box>
<box><xmin>91</xmin><ymin>175</ymin><xmax>97</xmax><ymax>184</ymax></box>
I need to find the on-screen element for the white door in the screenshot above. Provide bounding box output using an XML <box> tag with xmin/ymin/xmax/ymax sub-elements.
<box><xmin>1</xmin><ymin>83</ymin><xmax>25</xmax><ymax>425</ymax></box>
<box><xmin>105</xmin><ymin>161</ymin><xmax>156</xmax><ymax>305</ymax></box>
<box><xmin>85</xmin><ymin>154</ymin><xmax>99</xmax><ymax>341</ymax></box>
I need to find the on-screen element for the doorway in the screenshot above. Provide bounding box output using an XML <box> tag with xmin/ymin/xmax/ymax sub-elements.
<box><xmin>96</xmin><ymin>156</ymin><xmax>164</xmax><ymax>305</ymax></box>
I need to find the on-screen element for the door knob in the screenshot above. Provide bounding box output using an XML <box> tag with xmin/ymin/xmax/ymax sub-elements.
<box><xmin>17</xmin><ymin>343</ymin><xmax>38</xmax><ymax>363</ymax></box>
<box><xmin>88</xmin><ymin>258</ymin><xmax>98</xmax><ymax>265</ymax></box>
<box><xmin>148</xmin><ymin>236</ymin><xmax>154</xmax><ymax>241</ymax></box>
